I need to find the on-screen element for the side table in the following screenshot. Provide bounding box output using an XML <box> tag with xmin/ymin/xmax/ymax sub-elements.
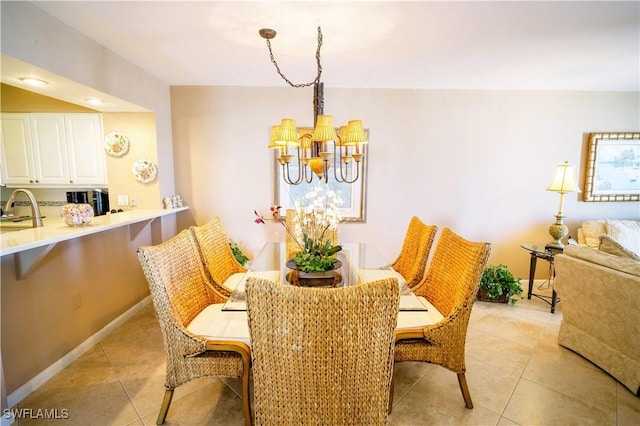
<box><xmin>520</xmin><ymin>243</ymin><xmax>564</xmax><ymax>313</ymax></box>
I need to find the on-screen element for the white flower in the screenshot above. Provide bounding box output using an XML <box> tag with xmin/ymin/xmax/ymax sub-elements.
<box><xmin>289</xmin><ymin>184</ymin><xmax>341</xmax><ymax>248</ymax></box>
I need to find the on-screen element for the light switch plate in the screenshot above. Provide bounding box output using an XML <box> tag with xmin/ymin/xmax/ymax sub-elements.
<box><xmin>117</xmin><ymin>195</ymin><xmax>129</xmax><ymax>206</ymax></box>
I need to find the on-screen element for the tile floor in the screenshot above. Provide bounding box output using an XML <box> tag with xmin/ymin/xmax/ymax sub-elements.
<box><xmin>10</xmin><ymin>285</ymin><xmax>640</xmax><ymax>425</ymax></box>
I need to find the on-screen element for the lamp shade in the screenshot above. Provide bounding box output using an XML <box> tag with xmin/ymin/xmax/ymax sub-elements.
<box><xmin>312</xmin><ymin>115</ymin><xmax>338</xmax><ymax>141</ymax></box>
<box><xmin>279</xmin><ymin>118</ymin><xmax>300</xmax><ymax>146</ymax></box>
<box><xmin>343</xmin><ymin>120</ymin><xmax>368</xmax><ymax>145</ymax></box>
<box><xmin>298</xmin><ymin>128</ymin><xmax>314</xmax><ymax>149</ymax></box>
<box><xmin>336</xmin><ymin>126</ymin><xmax>349</xmax><ymax>146</ymax></box>
<box><xmin>547</xmin><ymin>161</ymin><xmax>581</xmax><ymax>194</ymax></box>
<box><xmin>268</xmin><ymin>125</ymin><xmax>286</xmax><ymax>149</ymax></box>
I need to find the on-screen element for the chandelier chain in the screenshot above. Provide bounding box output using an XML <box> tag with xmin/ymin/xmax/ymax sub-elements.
<box><xmin>265</xmin><ymin>27</ymin><xmax>323</xmax><ymax>88</ymax></box>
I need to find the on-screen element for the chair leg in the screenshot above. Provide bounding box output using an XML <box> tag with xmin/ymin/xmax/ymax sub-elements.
<box><xmin>457</xmin><ymin>372</ymin><xmax>473</xmax><ymax>409</ymax></box>
<box><xmin>241</xmin><ymin>358</ymin><xmax>252</xmax><ymax>426</ymax></box>
<box><xmin>156</xmin><ymin>389</ymin><xmax>174</xmax><ymax>425</ymax></box>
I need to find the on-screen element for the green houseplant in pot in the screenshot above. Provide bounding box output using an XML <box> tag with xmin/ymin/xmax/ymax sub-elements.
<box><xmin>229</xmin><ymin>242</ymin><xmax>249</xmax><ymax>266</ymax></box>
<box><xmin>477</xmin><ymin>264</ymin><xmax>523</xmax><ymax>305</ymax></box>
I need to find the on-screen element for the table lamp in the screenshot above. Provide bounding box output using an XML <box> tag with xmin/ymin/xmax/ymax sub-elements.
<box><xmin>546</xmin><ymin>161</ymin><xmax>581</xmax><ymax>249</ymax></box>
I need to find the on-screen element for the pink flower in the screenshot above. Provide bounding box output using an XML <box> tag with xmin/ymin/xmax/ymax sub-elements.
<box><xmin>270</xmin><ymin>205</ymin><xmax>281</xmax><ymax>218</ymax></box>
<box><xmin>254</xmin><ymin>210</ymin><xmax>265</xmax><ymax>224</ymax></box>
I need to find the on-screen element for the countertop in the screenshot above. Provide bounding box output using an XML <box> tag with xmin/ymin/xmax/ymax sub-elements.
<box><xmin>1</xmin><ymin>207</ymin><xmax>189</xmax><ymax>256</ymax></box>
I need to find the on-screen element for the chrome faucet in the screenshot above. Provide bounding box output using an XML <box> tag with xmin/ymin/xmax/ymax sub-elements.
<box><xmin>3</xmin><ymin>189</ymin><xmax>44</xmax><ymax>227</ymax></box>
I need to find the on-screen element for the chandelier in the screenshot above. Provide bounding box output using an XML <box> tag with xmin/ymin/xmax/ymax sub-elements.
<box><xmin>260</xmin><ymin>27</ymin><xmax>368</xmax><ymax>185</ymax></box>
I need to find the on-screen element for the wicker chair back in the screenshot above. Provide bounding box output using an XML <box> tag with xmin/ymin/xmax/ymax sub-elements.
<box><xmin>139</xmin><ymin>229</ymin><xmax>215</xmax><ymax>327</ymax></box>
<box><xmin>416</xmin><ymin>227</ymin><xmax>491</xmax><ymax>317</ymax></box>
<box><xmin>392</xmin><ymin>216</ymin><xmax>437</xmax><ymax>289</ymax></box>
<box><xmin>246</xmin><ymin>277</ymin><xmax>399</xmax><ymax>425</ymax></box>
<box><xmin>190</xmin><ymin>217</ymin><xmax>246</xmax><ymax>297</ymax></box>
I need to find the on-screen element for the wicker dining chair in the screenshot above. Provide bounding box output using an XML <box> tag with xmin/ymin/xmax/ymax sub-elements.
<box><xmin>190</xmin><ymin>217</ymin><xmax>247</xmax><ymax>297</ymax></box>
<box><xmin>246</xmin><ymin>277</ymin><xmax>400</xmax><ymax>425</ymax></box>
<box><xmin>395</xmin><ymin>227</ymin><xmax>491</xmax><ymax>409</ymax></box>
<box><xmin>137</xmin><ymin>229</ymin><xmax>251</xmax><ymax>425</ymax></box>
<box><xmin>285</xmin><ymin>208</ymin><xmax>339</xmax><ymax>259</ymax></box>
<box><xmin>392</xmin><ymin>216</ymin><xmax>438</xmax><ymax>289</ymax></box>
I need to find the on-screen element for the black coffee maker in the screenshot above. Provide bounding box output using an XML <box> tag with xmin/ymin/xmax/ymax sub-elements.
<box><xmin>92</xmin><ymin>190</ymin><xmax>110</xmax><ymax>216</ymax></box>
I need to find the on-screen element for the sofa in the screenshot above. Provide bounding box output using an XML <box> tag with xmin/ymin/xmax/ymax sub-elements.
<box><xmin>555</xmin><ymin>219</ymin><xmax>640</xmax><ymax>394</ymax></box>
<box><xmin>576</xmin><ymin>219</ymin><xmax>640</xmax><ymax>260</ymax></box>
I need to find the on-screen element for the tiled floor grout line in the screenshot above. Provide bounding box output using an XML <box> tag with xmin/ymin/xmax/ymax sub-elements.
<box><xmin>389</xmin><ymin>363</ymin><xmax>433</xmax><ymax>410</ymax></box>
<box><xmin>478</xmin><ymin>299</ymin><xmax>548</xmax><ymax>424</ymax></box>
<box><xmin>526</xmin><ymin>324</ymin><xmax>624</xmax><ymax>420</ymax></box>
<box><xmin>497</xmin><ymin>315</ymin><xmax>545</xmax><ymax>426</ymax></box>
<box><xmin>615</xmin><ymin>384</ymin><xmax>620</xmax><ymax>426</ymax></box>
<box><xmin>97</xmin><ymin>342</ymin><xmax>146</xmax><ymax>425</ymax></box>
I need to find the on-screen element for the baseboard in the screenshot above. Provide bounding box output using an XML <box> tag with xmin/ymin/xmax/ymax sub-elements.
<box><xmin>6</xmin><ymin>296</ymin><xmax>151</xmax><ymax>408</ymax></box>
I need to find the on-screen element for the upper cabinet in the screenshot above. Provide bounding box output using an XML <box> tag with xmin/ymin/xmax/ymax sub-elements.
<box><xmin>0</xmin><ymin>113</ymin><xmax>106</xmax><ymax>187</ymax></box>
<box><xmin>28</xmin><ymin>113</ymin><xmax>70</xmax><ymax>185</ymax></box>
<box><xmin>64</xmin><ymin>114</ymin><xmax>106</xmax><ymax>186</ymax></box>
<box><xmin>0</xmin><ymin>113</ymin><xmax>33</xmax><ymax>185</ymax></box>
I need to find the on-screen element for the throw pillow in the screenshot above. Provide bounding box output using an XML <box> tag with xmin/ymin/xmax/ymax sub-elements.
<box><xmin>605</xmin><ymin>220</ymin><xmax>640</xmax><ymax>256</ymax></box>
<box><xmin>599</xmin><ymin>235</ymin><xmax>640</xmax><ymax>261</ymax></box>
<box><xmin>581</xmin><ymin>220</ymin><xmax>607</xmax><ymax>248</ymax></box>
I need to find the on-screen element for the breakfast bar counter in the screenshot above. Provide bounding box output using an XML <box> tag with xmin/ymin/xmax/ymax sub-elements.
<box><xmin>1</xmin><ymin>207</ymin><xmax>189</xmax><ymax>256</ymax></box>
<box><xmin>1</xmin><ymin>206</ymin><xmax>190</xmax><ymax>407</ymax></box>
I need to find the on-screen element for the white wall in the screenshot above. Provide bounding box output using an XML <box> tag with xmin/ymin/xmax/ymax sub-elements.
<box><xmin>171</xmin><ymin>86</ymin><xmax>639</xmax><ymax>279</ymax></box>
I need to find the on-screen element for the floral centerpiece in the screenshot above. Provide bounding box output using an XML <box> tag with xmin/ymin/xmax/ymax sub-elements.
<box><xmin>255</xmin><ymin>185</ymin><xmax>342</xmax><ymax>272</ymax></box>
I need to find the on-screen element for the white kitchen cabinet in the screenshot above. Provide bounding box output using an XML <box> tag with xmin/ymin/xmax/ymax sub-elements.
<box><xmin>0</xmin><ymin>113</ymin><xmax>38</xmax><ymax>185</ymax></box>
<box><xmin>0</xmin><ymin>113</ymin><xmax>106</xmax><ymax>187</ymax></box>
<box><xmin>29</xmin><ymin>113</ymin><xmax>70</xmax><ymax>185</ymax></box>
<box><xmin>64</xmin><ymin>114</ymin><xmax>106</xmax><ymax>186</ymax></box>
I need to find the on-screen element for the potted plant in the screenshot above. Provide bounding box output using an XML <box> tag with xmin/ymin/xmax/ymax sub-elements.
<box><xmin>229</xmin><ymin>242</ymin><xmax>249</xmax><ymax>266</ymax></box>
<box><xmin>477</xmin><ymin>264</ymin><xmax>522</xmax><ymax>305</ymax></box>
<box><xmin>255</xmin><ymin>185</ymin><xmax>342</xmax><ymax>273</ymax></box>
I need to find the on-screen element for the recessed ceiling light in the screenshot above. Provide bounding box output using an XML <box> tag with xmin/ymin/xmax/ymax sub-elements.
<box><xmin>84</xmin><ymin>98</ymin><xmax>104</xmax><ymax>106</ymax></box>
<box><xmin>19</xmin><ymin>77</ymin><xmax>49</xmax><ymax>87</ymax></box>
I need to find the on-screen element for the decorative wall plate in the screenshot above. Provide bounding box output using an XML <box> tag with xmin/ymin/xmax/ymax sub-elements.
<box><xmin>104</xmin><ymin>131</ymin><xmax>130</xmax><ymax>157</ymax></box>
<box><xmin>132</xmin><ymin>159</ymin><xmax>158</xmax><ymax>183</ymax></box>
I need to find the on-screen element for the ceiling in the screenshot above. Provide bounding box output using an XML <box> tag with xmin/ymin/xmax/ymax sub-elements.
<box><xmin>3</xmin><ymin>1</ymin><xmax>639</xmax><ymax>111</ymax></box>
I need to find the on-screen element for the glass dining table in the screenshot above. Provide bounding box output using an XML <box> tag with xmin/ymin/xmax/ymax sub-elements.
<box><xmin>223</xmin><ymin>242</ymin><xmax>430</xmax><ymax>311</ymax></box>
<box><xmin>188</xmin><ymin>242</ymin><xmax>444</xmax><ymax>344</ymax></box>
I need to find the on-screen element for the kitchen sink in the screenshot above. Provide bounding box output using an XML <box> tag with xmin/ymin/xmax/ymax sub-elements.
<box><xmin>0</xmin><ymin>217</ymin><xmax>37</xmax><ymax>233</ymax></box>
<box><xmin>0</xmin><ymin>227</ymin><xmax>32</xmax><ymax>234</ymax></box>
<box><xmin>0</xmin><ymin>215</ymin><xmax>33</xmax><ymax>223</ymax></box>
